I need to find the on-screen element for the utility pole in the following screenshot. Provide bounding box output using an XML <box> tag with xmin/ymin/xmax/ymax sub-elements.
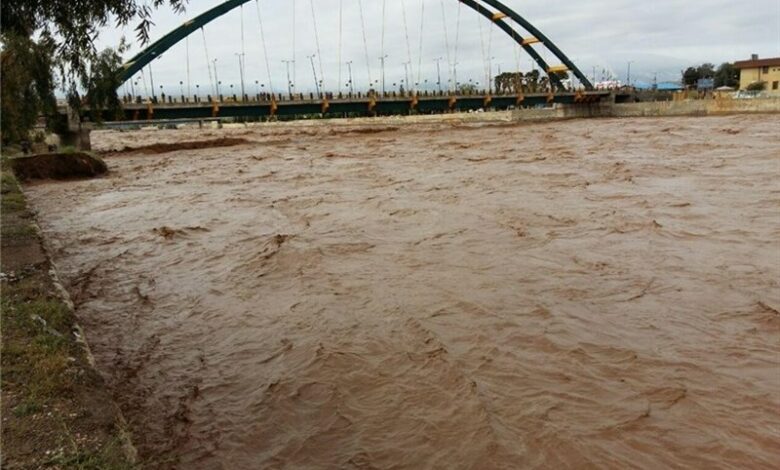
<box><xmin>236</xmin><ymin>53</ymin><xmax>246</xmax><ymax>101</ymax></box>
<box><xmin>346</xmin><ymin>61</ymin><xmax>354</xmax><ymax>95</ymax></box>
<box><xmin>379</xmin><ymin>55</ymin><xmax>388</xmax><ymax>96</ymax></box>
<box><xmin>212</xmin><ymin>59</ymin><xmax>220</xmax><ymax>97</ymax></box>
<box><xmin>627</xmin><ymin>61</ymin><xmax>634</xmax><ymax>87</ymax></box>
<box><xmin>308</xmin><ymin>54</ymin><xmax>320</xmax><ymax>97</ymax></box>
<box><xmin>592</xmin><ymin>66</ymin><xmax>597</xmax><ymax>86</ymax></box>
<box><xmin>434</xmin><ymin>57</ymin><xmax>443</xmax><ymax>93</ymax></box>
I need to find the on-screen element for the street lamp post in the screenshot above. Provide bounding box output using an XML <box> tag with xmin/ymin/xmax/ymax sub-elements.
<box><xmin>346</xmin><ymin>61</ymin><xmax>354</xmax><ymax>95</ymax></box>
<box><xmin>149</xmin><ymin>64</ymin><xmax>156</xmax><ymax>100</ymax></box>
<box><xmin>282</xmin><ymin>60</ymin><xmax>294</xmax><ymax>97</ymax></box>
<box><xmin>308</xmin><ymin>54</ymin><xmax>321</xmax><ymax>97</ymax></box>
<box><xmin>212</xmin><ymin>59</ymin><xmax>220</xmax><ymax>97</ymax></box>
<box><xmin>403</xmin><ymin>61</ymin><xmax>411</xmax><ymax>94</ymax></box>
<box><xmin>379</xmin><ymin>55</ymin><xmax>388</xmax><ymax>96</ymax></box>
<box><xmin>236</xmin><ymin>53</ymin><xmax>246</xmax><ymax>101</ymax></box>
<box><xmin>434</xmin><ymin>57</ymin><xmax>443</xmax><ymax>93</ymax></box>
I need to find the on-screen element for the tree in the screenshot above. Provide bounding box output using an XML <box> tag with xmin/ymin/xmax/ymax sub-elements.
<box><xmin>1</xmin><ymin>0</ymin><xmax>187</xmax><ymax>144</ymax></box>
<box><xmin>746</xmin><ymin>81</ymin><xmax>766</xmax><ymax>92</ymax></box>
<box><xmin>682</xmin><ymin>63</ymin><xmax>717</xmax><ymax>88</ymax></box>
<box><xmin>494</xmin><ymin>72</ymin><xmax>523</xmax><ymax>93</ymax></box>
<box><xmin>1</xmin><ymin>34</ymin><xmax>57</xmax><ymax>144</ymax></box>
<box><xmin>682</xmin><ymin>67</ymin><xmax>700</xmax><ymax>87</ymax></box>
<box><xmin>524</xmin><ymin>70</ymin><xmax>542</xmax><ymax>92</ymax></box>
<box><xmin>458</xmin><ymin>83</ymin><xmax>478</xmax><ymax>95</ymax></box>
<box><xmin>714</xmin><ymin>63</ymin><xmax>739</xmax><ymax>88</ymax></box>
<box><xmin>697</xmin><ymin>63</ymin><xmax>715</xmax><ymax>79</ymax></box>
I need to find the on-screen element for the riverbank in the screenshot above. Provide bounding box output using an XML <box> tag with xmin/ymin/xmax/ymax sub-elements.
<box><xmin>1</xmin><ymin>158</ymin><xmax>134</xmax><ymax>468</ymax></box>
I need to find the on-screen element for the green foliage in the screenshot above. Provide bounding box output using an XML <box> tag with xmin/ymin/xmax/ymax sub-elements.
<box><xmin>1</xmin><ymin>0</ymin><xmax>188</xmax><ymax>144</ymax></box>
<box><xmin>492</xmin><ymin>70</ymin><xmax>555</xmax><ymax>94</ymax></box>
<box><xmin>682</xmin><ymin>63</ymin><xmax>716</xmax><ymax>87</ymax></box>
<box><xmin>458</xmin><ymin>83</ymin><xmax>478</xmax><ymax>94</ymax></box>
<box><xmin>494</xmin><ymin>72</ymin><xmax>523</xmax><ymax>93</ymax></box>
<box><xmin>81</xmin><ymin>45</ymin><xmax>128</xmax><ymax>122</ymax></box>
<box><xmin>713</xmin><ymin>63</ymin><xmax>739</xmax><ymax>88</ymax></box>
<box><xmin>0</xmin><ymin>34</ymin><xmax>57</xmax><ymax>144</ymax></box>
<box><xmin>746</xmin><ymin>81</ymin><xmax>766</xmax><ymax>91</ymax></box>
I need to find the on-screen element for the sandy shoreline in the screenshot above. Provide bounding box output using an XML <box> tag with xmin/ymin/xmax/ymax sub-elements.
<box><xmin>25</xmin><ymin>114</ymin><xmax>780</xmax><ymax>468</ymax></box>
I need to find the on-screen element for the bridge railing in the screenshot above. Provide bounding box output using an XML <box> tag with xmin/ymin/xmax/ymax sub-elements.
<box><xmin>122</xmin><ymin>86</ymin><xmax>595</xmax><ymax>106</ymax></box>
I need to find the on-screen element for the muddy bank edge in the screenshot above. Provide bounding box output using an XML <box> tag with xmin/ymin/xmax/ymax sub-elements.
<box><xmin>1</xmin><ymin>159</ymin><xmax>136</xmax><ymax>468</ymax></box>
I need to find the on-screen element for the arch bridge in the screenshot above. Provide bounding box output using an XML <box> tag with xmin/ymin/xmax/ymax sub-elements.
<box><xmin>111</xmin><ymin>0</ymin><xmax>612</xmax><ymax>121</ymax></box>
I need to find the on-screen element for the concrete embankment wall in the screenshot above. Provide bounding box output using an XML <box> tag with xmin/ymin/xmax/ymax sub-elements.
<box><xmin>512</xmin><ymin>97</ymin><xmax>780</xmax><ymax>122</ymax></box>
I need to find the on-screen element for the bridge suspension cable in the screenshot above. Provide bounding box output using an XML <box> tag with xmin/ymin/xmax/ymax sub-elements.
<box><xmin>400</xmin><ymin>0</ymin><xmax>414</xmax><ymax>90</ymax></box>
<box><xmin>338</xmin><ymin>0</ymin><xmax>343</xmax><ymax>94</ymax></box>
<box><xmin>254</xmin><ymin>0</ymin><xmax>275</xmax><ymax>95</ymax></box>
<box><xmin>292</xmin><ymin>0</ymin><xmax>297</xmax><ymax>92</ymax></box>
<box><xmin>185</xmin><ymin>36</ymin><xmax>191</xmax><ymax>97</ymax></box>
<box><xmin>477</xmin><ymin>10</ymin><xmax>488</xmax><ymax>90</ymax></box>
<box><xmin>439</xmin><ymin>0</ymin><xmax>452</xmax><ymax>90</ymax></box>
<box><xmin>201</xmin><ymin>28</ymin><xmax>216</xmax><ymax>97</ymax></box>
<box><xmin>416</xmin><ymin>0</ymin><xmax>425</xmax><ymax>86</ymax></box>
<box><xmin>309</xmin><ymin>0</ymin><xmax>324</xmax><ymax>90</ymax></box>
<box><xmin>453</xmin><ymin>0</ymin><xmax>462</xmax><ymax>90</ymax></box>
<box><xmin>357</xmin><ymin>0</ymin><xmax>372</xmax><ymax>88</ymax></box>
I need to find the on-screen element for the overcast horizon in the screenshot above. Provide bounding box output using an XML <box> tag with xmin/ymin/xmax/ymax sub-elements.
<box><xmin>93</xmin><ymin>0</ymin><xmax>780</xmax><ymax>96</ymax></box>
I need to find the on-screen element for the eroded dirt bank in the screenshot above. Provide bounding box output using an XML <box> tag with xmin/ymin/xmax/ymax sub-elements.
<box><xmin>24</xmin><ymin>116</ymin><xmax>780</xmax><ymax>468</ymax></box>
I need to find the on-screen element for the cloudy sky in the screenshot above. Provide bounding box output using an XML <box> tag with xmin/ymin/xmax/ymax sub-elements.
<box><xmin>96</xmin><ymin>0</ymin><xmax>780</xmax><ymax>96</ymax></box>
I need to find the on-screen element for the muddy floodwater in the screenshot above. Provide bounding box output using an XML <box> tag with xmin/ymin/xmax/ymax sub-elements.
<box><xmin>26</xmin><ymin>115</ymin><xmax>780</xmax><ymax>468</ymax></box>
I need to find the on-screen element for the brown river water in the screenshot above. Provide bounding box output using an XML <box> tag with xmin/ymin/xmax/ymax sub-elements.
<box><xmin>25</xmin><ymin>115</ymin><xmax>780</xmax><ymax>468</ymax></box>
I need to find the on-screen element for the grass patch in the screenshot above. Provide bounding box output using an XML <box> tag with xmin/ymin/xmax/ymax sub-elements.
<box><xmin>1</xmin><ymin>163</ymin><xmax>136</xmax><ymax>469</ymax></box>
<box><xmin>12</xmin><ymin>399</ymin><xmax>43</xmax><ymax>417</ymax></box>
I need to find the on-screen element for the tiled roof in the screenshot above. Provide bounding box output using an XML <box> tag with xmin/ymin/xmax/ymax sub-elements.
<box><xmin>734</xmin><ymin>57</ymin><xmax>780</xmax><ymax>69</ymax></box>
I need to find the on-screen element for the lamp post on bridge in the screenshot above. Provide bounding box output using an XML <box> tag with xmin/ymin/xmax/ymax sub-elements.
<box><xmin>434</xmin><ymin>57</ymin><xmax>443</xmax><ymax>93</ymax></box>
<box><xmin>236</xmin><ymin>53</ymin><xmax>246</xmax><ymax>101</ymax></box>
<box><xmin>282</xmin><ymin>60</ymin><xmax>294</xmax><ymax>97</ymax></box>
<box><xmin>308</xmin><ymin>54</ymin><xmax>321</xmax><ymax>97</ymax></box>
<box><xmin>149</xmin><ymin>64</ymin><xmax>156</xmax><ymax>101</ymax></box>
<box><xmin>379</xmin><ymin>55</ymin><xmax>388</xmax><ymax>96</ymax></box>
<box><xmin>346</xmin><ymin>61</ymin><xmax>354</xmax><ymax>96</ymax></box>
<box><xmin>212</xmin><ymin>59</ymin><xmax>220</xmax><ymax>97</ymax></box>
<box><xmin>403</xmin><ymin>61</ymin><xmax>411</xmax><ymax>94</ymax></box>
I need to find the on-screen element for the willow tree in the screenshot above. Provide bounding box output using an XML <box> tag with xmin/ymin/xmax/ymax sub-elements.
<box><xmin>1</xmin><ymin>0</ymin><xmax>187</xmax><ymax>144</ymax></box>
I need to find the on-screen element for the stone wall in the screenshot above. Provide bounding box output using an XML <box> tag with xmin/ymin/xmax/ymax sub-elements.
<box><xmin>512</xmin><ymin>97</ymin><xmax>780</xmax><ymax>122</ymax></box>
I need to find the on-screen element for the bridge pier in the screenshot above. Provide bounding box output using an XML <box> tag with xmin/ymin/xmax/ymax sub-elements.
<box><xmin>54</xmin><ymin>106</ymin><xmax>92</xmax><ymax>151</ymax></box>
<box><xmin>58</xmin><ymin>128</ymin><xmax>92</xmax><ymax>151</ymax></box>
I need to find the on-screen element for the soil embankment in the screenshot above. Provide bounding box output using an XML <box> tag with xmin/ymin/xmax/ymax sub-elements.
<box><xmin>22</xmin><ymin>115</ymin><xmax>780</xmax><ymax>468</ymax></box>
<box><xmin>0</xmin><ymin>163</ymin><xmax>133</xmax><ymax>468</ymax></box>
<box><xmin>9</xmin><ymin>152</ymin><xmax>108</xmax><ymax>180</ymax></box>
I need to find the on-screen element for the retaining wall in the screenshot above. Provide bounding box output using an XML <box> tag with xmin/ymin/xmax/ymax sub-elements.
<box><xmin>512</xmin><ymin>97</ymin><xmax>780</xmax><ymax>122</ymax></box>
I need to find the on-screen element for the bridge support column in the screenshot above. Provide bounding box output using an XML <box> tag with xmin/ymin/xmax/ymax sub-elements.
<box><xmin>59</xmin><ymin>128</ymin><xmax>92</xmax><ymax>151</ymax></box>
<box><xmin>54</xmin><ymin>106</ymin><xmax>93</xmax><ymax>151</ymax></box>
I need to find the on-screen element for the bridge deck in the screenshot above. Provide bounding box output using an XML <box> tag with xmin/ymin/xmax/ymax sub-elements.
<box><xmin>116</xmin><ymin>91</ymin><xmax>611</xmax><ymax>121</ymax></box>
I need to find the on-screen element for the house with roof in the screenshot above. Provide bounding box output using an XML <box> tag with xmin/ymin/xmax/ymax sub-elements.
<box><xmin>734</xmin><ymin>54</ymin><xmax>780</xmax><ymax>92</ymax></box>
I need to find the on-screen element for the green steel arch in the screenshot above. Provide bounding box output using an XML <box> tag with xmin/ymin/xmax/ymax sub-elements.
<box><xmin>118</xmin><ymin>0</ymin><xmax>592</xmax><ymax>90</ymax></box>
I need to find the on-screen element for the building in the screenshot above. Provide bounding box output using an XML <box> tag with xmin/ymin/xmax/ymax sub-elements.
<box><xmin>734</xmin><ymin>55</ymin><xmax>780</xmax><ymax>92</ymax></box>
